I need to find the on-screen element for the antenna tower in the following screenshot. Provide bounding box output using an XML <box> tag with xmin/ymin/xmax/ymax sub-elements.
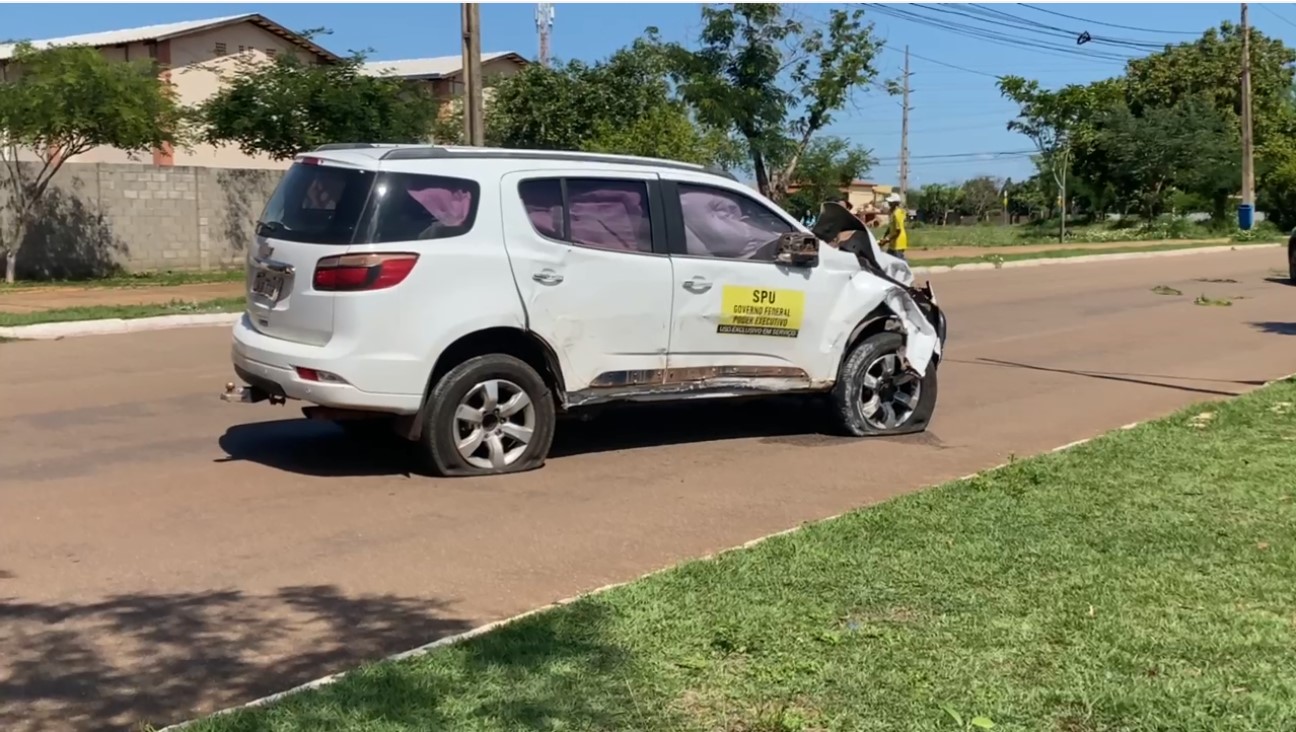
<box><xmin>536</xmin><ymin>3</ymin><xmax>555</xmax><ymax>67</ymax></box>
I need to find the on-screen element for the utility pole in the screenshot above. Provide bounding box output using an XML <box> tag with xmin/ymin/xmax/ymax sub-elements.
<box><xmin>1240</xmin><ymin>2</ymin><xmax>1255</xmax><ymax>224</ymax></box>
<box><xmin>536</xmin><ymin>3</ymin><xmax>555</xmax><ymax>68</ymax></box>
<box><xmin>1053</xmin><ymin>133</ymin><xmax>1070</xmax><ymax>243</ymax></box>
<box><xmin>460</xmin><ymin>2</ymin><xmax>485</xmax><ymax>147</ymax></box>
<box><xmin>898</xmin><ymin>45</ymin><xmax>911</xmax><ymax>204</ymax></box>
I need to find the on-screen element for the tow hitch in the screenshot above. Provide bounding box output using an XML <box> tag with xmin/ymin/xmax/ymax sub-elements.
<box><xmin>221</xmin><ymin>382</ymin><xmax>285</xmax><ymax>405</ymax></box>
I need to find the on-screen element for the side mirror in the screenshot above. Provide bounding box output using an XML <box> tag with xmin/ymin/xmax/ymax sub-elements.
<box><xmin>774</xmin><ymin>232</ymin><xmax>819</xmax><ymax>267</ymax></box>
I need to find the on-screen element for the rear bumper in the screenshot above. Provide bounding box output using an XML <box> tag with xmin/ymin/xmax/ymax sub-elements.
<box><xmin>229</xmin><ymin>314</ymin><xmax>423</xmax><ymax>414</ymax></box>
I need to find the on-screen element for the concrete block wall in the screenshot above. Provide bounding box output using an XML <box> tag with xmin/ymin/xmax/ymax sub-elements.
<box><xmin>7</xmin><ymin>161</ymin><xmax>282</xmax><ymax>279</ymax></box>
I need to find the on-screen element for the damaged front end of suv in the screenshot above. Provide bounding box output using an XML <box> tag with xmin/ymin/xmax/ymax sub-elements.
<box><xmin>809</xmin><ymin>200</ymin><xmax>948</xmax><ymax>354</ymax></box>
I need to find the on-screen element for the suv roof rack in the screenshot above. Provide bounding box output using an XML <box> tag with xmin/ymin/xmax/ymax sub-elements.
<box><xmin>311</xmin><ymin>143</ymin><xmax>380</xmax><ymax>151</ymax></box>
<box><xmin>378</xmin><ymin>145</ymin><xmax>738</xmax><ymax>181</ymax></box>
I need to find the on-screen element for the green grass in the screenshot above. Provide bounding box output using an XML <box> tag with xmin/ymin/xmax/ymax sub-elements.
<box><xmin>0</xmin><ymin>269</ymin><xmax>242</xmax><ymax>291</ymax></box>
<box><xmin>908</xmin><ymin>221</ymin><xmax>1285</xmax><ymax>250</ymax></box>
<box><xmin>910</xmin><ymin>239</ymin><xmax>1277</xmax><ymax>268</ymax></box>
<box><xmin>0</xmin><ymin>297</ymin><xmax>245</xmax><ymax>327</ymax></box>
<box><xmin>180</xmin><ymin>379</ymin><xmax>1296</xmax><ymax>732</ymax></box>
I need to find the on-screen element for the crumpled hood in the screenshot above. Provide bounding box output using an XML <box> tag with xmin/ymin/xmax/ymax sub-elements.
<box><xmin>810</xmin><ymin>201</ymin><xmax>940</xmax><ymax>376</ymax></box>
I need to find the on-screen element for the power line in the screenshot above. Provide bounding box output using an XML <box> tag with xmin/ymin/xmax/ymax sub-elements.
<box><xmin>931</xmin><ymin>3</ymin><xmax>1170</xmax><ymax>52</ymax></box>
<box><xmin>874</xmin><ymin>150</ymin><xmax>1036</xmax><ymax>162</ymax></box>
<box><xmin>1258</xmin><ymin>4</ymin><xmax>1296</xmax><ymax>30</ymax></box>
<box><xmin>1016</xmin><ymin>4</ymin><xmax>1204</xmax><ymax>36</ymax></box>
<box><xmin>903</xmin><ymin>48</ymin><xmax>1002</xmax><ymax>79</ymax></box>
<box><xmin>883</xmin><ymin>46</ymin><xmax>1126</xmax><ymax>76</ymax></box>
<box><xmin>864</xmin><ymin>3</ymin><xmax>1137</xmax><ymax>64</ymax></box>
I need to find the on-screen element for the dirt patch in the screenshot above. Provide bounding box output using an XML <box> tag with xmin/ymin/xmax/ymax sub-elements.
<box><xmin>0</xmin><ymin>282</ymin><xmax>243</xmax><ymax>313</ymax></box>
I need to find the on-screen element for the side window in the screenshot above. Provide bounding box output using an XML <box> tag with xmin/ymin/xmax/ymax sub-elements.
<box><xmin>517</xmin><ymin>177</ymin><xmax>654</xmax><ymax>254</ymax></box>
<box><xmin>368</xmin><ymin>172</ymin><xmax>480</xmax><ymax>243</ymax></box>
<box><xmin>566</xmin><ymin>178</ymin><xmax>653</xmax><ymax>253</ymax></box>
<box><xmin>676</xmin><ymin>183</ymin><xmax>793</xmax><ymax>261</ymax></box>
<box><xmin>518</xmin><ymin>178</ymin><xmax>566</xmax><ymax>240</ymax></box>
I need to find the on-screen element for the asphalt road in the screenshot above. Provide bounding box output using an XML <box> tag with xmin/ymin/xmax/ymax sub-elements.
<box><xmin>2</xmin><ymin>247</ymin><xmax>1293</xmax><ymax>732</ymax></box>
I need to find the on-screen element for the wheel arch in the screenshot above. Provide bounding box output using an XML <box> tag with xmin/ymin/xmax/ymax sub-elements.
<box><xmin>835</xmin><ymin>305</ymin><xmax>900</xmax><ymax>381</ymax></box>
<box><xmin>835</xmin><ymin>299</ymin><xmax>944</xmax><ymax>383</ymax></box>
<box><xmin>404</xmin><ymin>327</ymin><xmax>567</xmax><ymax>441</ymax></box>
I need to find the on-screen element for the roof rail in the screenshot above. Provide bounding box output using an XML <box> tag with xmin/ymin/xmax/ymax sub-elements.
<box><xmin>311</xmin><ymin>143</ymin><xmax>379</xmax><ymax>151</ymax></box>
<box><xmin>379</xmin><ymin>145</ymin><xmax>738</xmax><ymax>180</ymax></box>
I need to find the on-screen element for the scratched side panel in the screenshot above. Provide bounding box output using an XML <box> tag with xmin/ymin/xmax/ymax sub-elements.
<box><xmin>498</xmin><ymin>169</ymin><xmax>673</xmax><ymax>392</ymax></box>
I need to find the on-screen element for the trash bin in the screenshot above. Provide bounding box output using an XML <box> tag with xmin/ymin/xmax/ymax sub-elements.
<box><xmin>1238</xmin><ymin>203</ymin><xmax>1255</xmax><ymax>231</ymax></box>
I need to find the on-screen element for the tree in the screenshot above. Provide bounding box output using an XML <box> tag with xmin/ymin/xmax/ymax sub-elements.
<box><xmin>1087</xmin><ymin>98</ymin><xmax>1237</xmax><ymax>219</ymax></box>
<box><xmin>1004</xmin><ymin>176</ymin><xmax>1048</xmax><ymax>221</ymax></box>
<box><xmin>198</xmin><ymin>51</ymin><xmax>439</xmax><ymax>160</ymax></box>
<box><xmin>0</xmin><ymin>42</ymin><xmax>182</xmax><ymax>283</ymax></box>
<box><xmin>585</xmin><ymin>105</ymin><xmax>743</xmax><ymax>168</ymax></box>
<box><xmin>1124</xmin><ymin>22</ymin><xmax>1295</xmax><ymax>143</ymax></box>
<box><xmin>959</xmin><ymin>175</ymin><xmax>1003</xmax><ymax>221</ymax></box>
<box><xmin>662</xmin><ymin>4</ymin><xmax>883</xmax><ymax>201</ymax></box>
<box><xmin>913</xmin><ymin>183</ymin><xmax>961</xmax><ymax>226</ymax></box>
<box><xmin>483</xmin><ymin>39</ymin><xmax>740</xmax><ymax>168</ymax></box>
<box><xmin>781</xmin><ymin>136</ymin><xmax>874</xmax><ymax>221</ymax></box>
<box><xmin>998</xmin><ymin>77</ymin><xmax>1119</xmax><ymax>239</ymax></box>
<box><xmin>1083</xmin><ymin>97</ymin><xmax>1233</xmax><ymax>218</ymax></box>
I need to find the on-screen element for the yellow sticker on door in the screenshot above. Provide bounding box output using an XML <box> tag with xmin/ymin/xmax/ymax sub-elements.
<box><xmin>718</xmin><ymin>286</ymin><xmax>805</xmax><ymax>338</ymax></box>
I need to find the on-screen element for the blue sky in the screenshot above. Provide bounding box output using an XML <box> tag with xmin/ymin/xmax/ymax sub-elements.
<box><xmin>9</xmin><ymin>3</ymin><xmax>1294</xmax><ymax>186</ymax></box>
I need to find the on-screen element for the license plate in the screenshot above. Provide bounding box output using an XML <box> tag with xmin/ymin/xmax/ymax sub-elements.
<box><xmin>252</xmin><ymin>270</ymin><xmax>284</xmax><ymax>300</ymax></box>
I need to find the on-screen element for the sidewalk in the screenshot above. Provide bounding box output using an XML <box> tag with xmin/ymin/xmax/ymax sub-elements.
<box><xmin>0</xmin><ymin>281</ymin><xmax>243</xmax><ymax>314</ymax></box>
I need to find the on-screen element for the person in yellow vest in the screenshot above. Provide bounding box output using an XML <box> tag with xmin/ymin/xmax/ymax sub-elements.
<box><xmin>879</xmin><ymin>192</ymin><xmax>908</xmax><ymax>259</ymax></box>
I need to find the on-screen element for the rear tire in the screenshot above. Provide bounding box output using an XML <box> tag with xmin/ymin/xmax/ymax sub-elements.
<box><xmin>1288</xmin><ymin>240</ymin><xmax>1295</xmax><ymax>284</ymax></box>
<box><xmin>419</xmin><ymin>354</ymin><xmax>556</xmax><ymax>477</ymax></box>
<box><xmin>829</xmin><ymin>332</ymin><xmax>938</xmax><ymax>437</ymax></box>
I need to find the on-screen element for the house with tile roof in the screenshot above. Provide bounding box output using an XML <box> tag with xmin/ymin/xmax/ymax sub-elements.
<box><xmin>0</xmin><ymin>14</ymin><xmax>528</xmax><ymax>168</ymax></box>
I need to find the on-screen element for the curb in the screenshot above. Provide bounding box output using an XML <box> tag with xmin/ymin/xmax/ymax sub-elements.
<box><xmin>909</xmin><ymin>242</ymin><xmax>1281</xmax><ymax>274</ymax></box>
<box><xmin>0</xmin><ymin>312</ymin><xmax>241</xmax><ymax>341</ymax></box>
<box><xmin>153</xmin><ymin>368</ymin><xmax>1296</xmax><ymax>731</ymax></box>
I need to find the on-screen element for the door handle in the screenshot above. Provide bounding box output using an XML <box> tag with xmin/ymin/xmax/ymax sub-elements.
<box><xmin>532</xmin><ymin>269</ymin><xmax>564</xmax><ymax>286</ymax></box>
<box><xmin>683</xmin><ymin>277</ymin><xmax>712</xmax><ymax>293</ymax></box>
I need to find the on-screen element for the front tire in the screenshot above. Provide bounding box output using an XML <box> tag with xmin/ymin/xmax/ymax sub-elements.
<box><xmin>419</xmin><ymin>354</ymin><xmax>556</xmax><ymax>477</ymax></box>
<box><xmin>830</xmin><ymin>332</ymin><xmax>938</xmax><ymax>437</ymax></box>
<box><xmin>1288</xmin><ymin>240</ymin><xmax>1295</xmax><ymax>284</ymax></box>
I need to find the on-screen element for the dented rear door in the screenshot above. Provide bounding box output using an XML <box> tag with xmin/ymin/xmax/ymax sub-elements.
<box><xmin>498</xmin><ymin>169</ymin><xmax>673</xmax><ymax>392</ymax></box>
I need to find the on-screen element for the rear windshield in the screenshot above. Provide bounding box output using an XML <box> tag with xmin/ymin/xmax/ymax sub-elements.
<box><xmin>257</xmin><ymin>162</ymin><xmax>480</xmax><ymax>245</ymax></box>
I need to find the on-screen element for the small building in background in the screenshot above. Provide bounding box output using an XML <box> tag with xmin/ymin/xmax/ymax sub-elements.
<box><xmin>360</xmin><ymin>51</ymin><xmax>529</xmax><ymax>100</ymax></box>
<box><xmin>0</xmin><ymin>14</ymin><xmax>531</xmax><ymax>168</ymax></box>
<box><xmin>360</xmin><ymin>52</ymin><xmax>530</xmax><ymax>140</ymax></box>
<box><xmin>0</xmin><ymin>14</ymin><xmax>340</xmax><ymax>169</ymax></box>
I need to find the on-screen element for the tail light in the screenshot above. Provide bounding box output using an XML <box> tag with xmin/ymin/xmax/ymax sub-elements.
<box><xmin>313</xmin><ymin>253</ymin><xmax>418</xmax><ymax>291</ymax></box>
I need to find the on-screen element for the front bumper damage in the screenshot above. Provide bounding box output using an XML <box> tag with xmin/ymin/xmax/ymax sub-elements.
<box><xmin>811</xmin><ymin>201</ymin><xmax>945</xmax><ymax>377</ymax></box>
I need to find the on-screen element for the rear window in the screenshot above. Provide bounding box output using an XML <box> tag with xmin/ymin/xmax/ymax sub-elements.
<box><xmin>257</xmin><ymin>162</ymin><xmax>480</xmax><ymax>245</ymax></box>
<box><xmin>258</xmin><ymin>163</ymin><xmax>374</xmax><ymax>245</ymax></box>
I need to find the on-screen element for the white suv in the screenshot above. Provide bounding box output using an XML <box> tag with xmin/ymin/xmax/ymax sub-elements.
<box><xmin>222</xmin><ymin>144</ymin><xmax>947</xmax><ymax>477</ymax></box>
